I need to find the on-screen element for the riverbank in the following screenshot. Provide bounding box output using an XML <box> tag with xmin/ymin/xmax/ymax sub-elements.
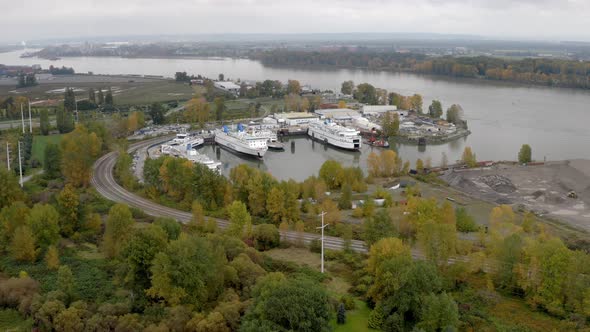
<box><xmin>393</xmin><ymin>128</ymin><xmax>471</xmax><ymax>145</ymax></box>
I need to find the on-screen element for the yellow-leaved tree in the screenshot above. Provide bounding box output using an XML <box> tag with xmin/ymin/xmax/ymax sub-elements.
<box><xmin>60</xmin><ymin>124</ymin><xmax>102</xmax><ymax>187</ymax></box>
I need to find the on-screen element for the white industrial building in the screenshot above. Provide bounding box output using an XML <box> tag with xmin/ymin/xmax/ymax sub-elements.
<box><xmin>214</xmin><ymin>81</ymin><xmax>241</xmax><ymax>94</ymax></box>
<box><xmin>273</xmin><ymin>112</ymin><xmax>319</xmax><ymax>126</ymax></box>
<box><xmin>315</xmin><ymin>108</ymin><xmax>361</xmax><ymax>121</ymax></box>
<box><xmin>362</xmin><ymin>105</ymin><xmax>408</xmax><ymax>117</ymax></box>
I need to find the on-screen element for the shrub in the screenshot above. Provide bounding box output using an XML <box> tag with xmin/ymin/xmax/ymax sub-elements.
<box><xmin>253</xmin><ymin>224</ymin><xmax>280</xmax><ymax>251</ymax></box>
<box><xmin>340</xmin><ymin>294</ymin><xmax>356</xmax><ymax>310</ymax></box>
<box><xmin>456</xmin><ymin>208</ymin><xmax>479</xmax><ymax>232</ymax></box>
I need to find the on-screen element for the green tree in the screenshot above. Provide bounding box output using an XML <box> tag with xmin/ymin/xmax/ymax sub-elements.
<box><xmin>102</xmin><ymin>203</ymin><xmax>135</xmax><ymax>258</ymax></box>
<box><xmin>105</xmin><ymin>88</ymin><xmax>114</xmax><ymax>107</ymax></box>
<box><xmin>340</xmin><ymin>80</ymin><xmax>354</xmax><ymax>95</ymax></box>
<box><xmin>241</xmin><ymin>276</ymin><xmax>331</xmax><ymax>332</ymax></box>
<box><xmin>429</xmin><ymin>100</ymin><xmax>443</xmax><ymax>118</ymax></box>
<box><xmin>337</xmin><ymin>303</ymin><xmax>346</xmax><ymax>325</ymax></box>
<box><xmin>214</xmin><ymin>97</ymin><xmax>225</xmax><ymax>121</ymax></box>
<box><xmin>417</xmin><ymin>292</ymin><xmax>459</xmax><ymax>331</ymax></box>
<box><xmin>43</xmin><ymin>143</ymin><xmax>62</xmax><ymax>179</ymax></box>
<box><xmin>64</xmin><ymin>88</ymin><xmax>76</xmax><ymax>112</ymax></box>
<box><xmin>227</xmin><ymin>201</ymin><xmax>251</xmax><ymax>238</ymax></box>
<box><xmin>121</xmin><ymin>224</ymin><xmax>168</xmax><ymax>310</ymax></box>
<box><xmin>338</xmin><ymin>183</ymin><xmax>352</xmax><ymax>209</ymax></box>
<box><xmin>319</xmin><ymin>160</ymin><xmax>343</xmax><ymax>189</ymax></box>
<box><xmin>56</xmin><ymin>184</ymin><xmax>80</xmax><ymax>237</ymax></box>
<box><xmin>518</xmin><ymin>144</ymin><xmax>532</xmax><ymax>164</ymax></box>
<box><xmin>253</xmin><ymin>224</ymin><xmax>280</xmax><ymax>251</ymax></box>
<box><xmin>154</xmin><ymin>217</ymin><xmax>181</xmax><ymax>241</ymax></box>
<box><xmin>354</xmin><ymin>83</ymin><xmax>377</xmax><ymax>104</ymax></box>
<box><xmin>363</xmin><ymin>209</ymin><xmax>396</xmax><ymax>246</ymax></box>
<box><xmin>27</xmin><ymin>203</ymin><xmax>60</xmax><ymax>251</ymax></box>
<box><xmin>40</xmin><ymin>109</ymin><xmax>50</xmax><ymax>135</ymax></box>
<box><xmin>446</xmin><ymin>104</ymin><xmax>463</xmax><ymax>124</ymax></box>
<box><xmin>147</xmin><ymin>235</ymin><xmax>223</xmax><ymax>308</ymax></box>
<box><xmin>57</xmin><ymin>265</ymin><xmax>77</xmax><ymax>304</ymax></box>
<box><xmin>417</xmin><ymin>220</ymin><xmax>457</xmax><ymax>266</ymax></box>
<box><xmin>456</xmin><ymin>207</ymin><xmax>478</xmax><ymax>232</ymax></box>
<box><xmin>0</xmin><ymin>168</ymin><xmax>25</xmax><ymax>209</ymax></box>
<box><xmin>149</xmin><ymin>102</ymin><xmax>165</xmax><ymax>125</ymax></box>
<box><xmin>97</xmin><ymin>88</ymin><xmax>104</xmax><ymax>106</ymax></box>
<box><xmin>11</xmin><ymin>225</ymin><xmax>37</xmax><ymax>262</ymax></box>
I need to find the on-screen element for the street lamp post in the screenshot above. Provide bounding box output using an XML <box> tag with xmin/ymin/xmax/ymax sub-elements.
<box><xmin>317</xmin><ymin>211</ymin><xmax>329</xmax><ymax>273</ymax></box>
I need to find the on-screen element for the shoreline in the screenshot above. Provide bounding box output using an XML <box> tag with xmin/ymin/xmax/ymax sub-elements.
<box><xmin>392</xmin><ymin>128</ymin><xmax>471</xmax><ymax>145</ymax></box>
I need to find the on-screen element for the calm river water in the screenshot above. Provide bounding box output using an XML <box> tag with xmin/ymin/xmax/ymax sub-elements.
<box><xmin>2</xmin><ymin>50</ymin><xmax>589</xmax><ymax>181</ymax></box>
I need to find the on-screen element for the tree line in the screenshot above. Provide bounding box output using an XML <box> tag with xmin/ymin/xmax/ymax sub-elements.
<box><xmin>253</xmin><ymin>50</ymin><xmax>590</xmax><ymax>89</ymax></box>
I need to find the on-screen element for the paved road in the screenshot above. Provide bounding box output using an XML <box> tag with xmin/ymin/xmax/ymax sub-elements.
<box><xmin>92</xmin><ymin>136</ymin><xmax>369</xmax><ymax>253</ymax></box>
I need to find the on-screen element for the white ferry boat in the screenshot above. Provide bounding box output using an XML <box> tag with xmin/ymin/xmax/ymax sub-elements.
<box><xmin>214</xmin><ymin>124</ymin><xmax>268</xmax><ymax>158</ymax></box>
<box><xmin>171</xmin><ymin>132</ymin><xmax>204</xmax><ymax>147</ymax></box>
<box><xmin>307</xmin><ymin>121</ymin><xmax>362</xmax><ymax>150</ymax></box>
<box><xmin>160</xmin><ymin>142</ymin><xmax>221</xmax><ymax>172</ymax></box>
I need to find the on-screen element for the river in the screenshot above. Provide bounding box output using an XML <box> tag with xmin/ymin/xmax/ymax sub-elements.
<box><xmin>2</xmin><ymin>49</ymin><xmax>589</xmax><ymax>181</ymax></box>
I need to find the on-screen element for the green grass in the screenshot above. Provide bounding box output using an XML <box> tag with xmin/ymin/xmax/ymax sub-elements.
<box><xmin>0</xmin><ymin>309</ymin><xmax>33</xmax><ymax>332</ymax></box>
<box><xmin>32</xmin><ymin>134</ymin><xmax>63</xmax><ymax>166</ymax></box>
<box><xmin>332</xmin><ymin>300</ymin><xmax>376</xmax><ymax>332</ymax></box>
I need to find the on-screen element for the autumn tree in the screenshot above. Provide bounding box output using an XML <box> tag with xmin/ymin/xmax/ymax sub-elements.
<box><xmin>287</xmin><ymin>80</ymin><xmax>301</xmax><ymax>95</ymax></box>
<box><xmin>227</xmin><ymin>201</ymin><xmax>251</xmax><ymax>238</ymax></box>
<box><xmin>45</xmin><ymin>245</ymin><xmax>60</xmax><ymax>270</ymax></box>
<box><xmin>416</xmin><ymin>158</ymin><xmax>424</xmax><ymax>172</ymax></box>
<box><xmin>321</xmin><ymin>199</ymin><xmax>341</xmax><ymax>225</ymax></box>
<box><xmin>319</xmin><ymin>160</ymin><xmax>343</xmax><ymax>189</ymax></box>
<box><xmin>60</xmin><ymin>124</ymin><xmax>102</xmax><ymax>187</ymax></box>
<box><xmin>185</xmin><ymin>97</ymin><xmax>210</xmax><ymax>127</ymax></box>
<box><xmin>518</xmin><ymin>144</ymin><xmax>532</xmax><ymax>164</ymax></box>
<box><xmin>56</xmin><ymin>184</ymin><xmax>80</xmax><ymax>237</ymax></box>
<box><xmin>57</xmin><ymin>265</ymin><xmax>77</xmax><ymax>304</ymax></box>
<box><xmin>410</xmin><ymin>94</ymin><xmax>423</xmax><ymax>114</ymax></box>
<box><xmin>381</xmin><ymin>111</ymin><xmax>399</xmax><ymax>137</ymax></box>
<box><xmin>461</xmin><ymin>146</ymin><xmax>477</xmax><ymax>167</ymax></box>
<box><xmin>266</xmin><ymin>187</ymin><xmax>285</xmax><ymax>224</ymax></box>
<box><xmin>367</xmin><ymin>152</ymin><xmax>381</xmax><ymax>178</ymax></box>
<box><xmin>11</xmin><ymin>225</ymin><xmax>37</xmax><ymax>262</ymax></box>
<box><xmin>338</xmin><ymin>183</ymin><xmax>352</xmax><ymax>210</ymax></box>
<box><xmin>102</xmin><ymin>204</ymin><xmax>135</xmax><ymax>258</ymax></box>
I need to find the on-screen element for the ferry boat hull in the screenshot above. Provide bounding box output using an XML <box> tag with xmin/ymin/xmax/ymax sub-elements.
<box><xmin>214</xmin><ymin>130</ymin><xmax>268</xmax><ymax>158</ymax></box>
<box><xmin>307</xmin><ymin>125</ymin><xmax>361</xmax><ymax>151</ymax></box>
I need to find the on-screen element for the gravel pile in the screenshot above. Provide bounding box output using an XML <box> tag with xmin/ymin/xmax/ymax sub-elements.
<box><xmin>477</xmin><ymin>175</ymin><xmax>517</xmax><ymax>193</ymax></box>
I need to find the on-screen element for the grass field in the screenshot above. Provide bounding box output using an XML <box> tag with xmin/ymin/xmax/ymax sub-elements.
<box><xmin>332</xmin><ymin>301</ymin><xmax>377</xmax><ymax>332</ymax></box>
<box><xmin>32</xmin><ymin>134</ymin><xmax>63</xmax><ymax>166</ymax></box>
<box><xmin>0</xmin><ymin>309</ymin><xmax>33</xmax><ymax>332</ymax></box>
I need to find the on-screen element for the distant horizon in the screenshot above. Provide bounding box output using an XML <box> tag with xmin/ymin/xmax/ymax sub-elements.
<box><xmin>4</xmin><ymin>32</ymin><xmax>590</xmax><ymax>46</ymax></box>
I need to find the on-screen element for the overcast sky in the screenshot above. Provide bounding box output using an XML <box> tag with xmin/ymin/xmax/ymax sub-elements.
<box><xmin>2</xmin><ymin>0</ymin><xmax>590</xmax><ymax>42</ymax></box>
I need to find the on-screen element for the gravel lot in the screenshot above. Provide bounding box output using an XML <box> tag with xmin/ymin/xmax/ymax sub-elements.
<box><xmin>441</xmin><ymin>160</ymin><xmax>590</xmax><ymax>232</ymax></box>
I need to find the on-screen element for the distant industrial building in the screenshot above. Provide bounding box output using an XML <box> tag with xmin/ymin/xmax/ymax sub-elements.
<box><xmin>214</xmin><ymin>81</ymin><xmax>241</xmax><ymax>94</ymax></box>
<box><xmin>272</xmin><ymin>112</ymin><xmax>319</xmax><ymax>126</ymax></box>
<box><xmin>315</xmin><ymin>108</ymin><xmax>361</xmax><ymax>121</ymax></box>
<box><xmin>361</xmin><ymin>105</ymin><xmax>406</xmax><ymax>116</ymax></box>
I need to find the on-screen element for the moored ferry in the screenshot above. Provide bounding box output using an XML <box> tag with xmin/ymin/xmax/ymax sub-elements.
<box><xmin>214</xmin><ymin>124</ymin><xmax>268</xmax><ymax>158</ymax></box>
<box><xmin>307</xmin><ymin>121</ymin><xmax>362</xmax><ymax>150</ymax></box>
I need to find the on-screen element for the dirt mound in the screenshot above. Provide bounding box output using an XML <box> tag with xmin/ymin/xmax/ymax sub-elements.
<box><xmin>477</xmin><ymin>175</ymin><xmax>517</xmax><ymax>193</ymax></box>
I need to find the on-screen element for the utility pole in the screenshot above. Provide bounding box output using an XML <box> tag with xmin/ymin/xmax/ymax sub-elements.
<box><xmin>74</xmin><ymin>93</ymin><xmax>78</xmax><ymax>123</ymax></box>
<box><xmin>28</xmin><ymin>100</ymin><xmax>32</xmax><ymax>133</ymax></box>
<box><xmin>18</xmin><ymin>141</ymin><xmax>23</xmax><ymax>187</ymax></box>
<box><xmin>20</xmin><ymin>104</ymin><xmax>25</xmax><ymax>134</ymax></box>
<box><xmin>5</xmin><ymin>142</ymin><xmax>10</xmax><ymax>170</ymax></box>
<box><xmin>317</xmin><ymin>211</ymin><xmax>329</xmax><ymax>273</ymax></box>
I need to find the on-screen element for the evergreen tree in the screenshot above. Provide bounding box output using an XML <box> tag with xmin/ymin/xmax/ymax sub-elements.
<box><xmin>64</xmin><ymin>88</ymin><xmax>76</xmax><ymax>112</ymax></box>
<box><xmin>44</xmin><ymin>143</ymin><xmax>62</xmax><ymax>179</ymax></box>
<box><xmin>105</xmin><ymin>88</ymin><xmax>114</xmax><ymax>107</ymax></box>
<box><xmin>40</xmin><ymin>109</ymin><xmax>50</xmax><ymax>135</ymax></box>
<box><xmin>337</xmin><ymin>303</ymin><xmax>346</xmax><ymax>325</ymax></box>
<box><xmin>97</xmin><ymin>88</ymin><xmax>105</xmax><ymax>106</ymax></box>
<box><xmin>149</xmin><ymin>102</ymin><xmax>165</xmax><ymax>125</ymax></box>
